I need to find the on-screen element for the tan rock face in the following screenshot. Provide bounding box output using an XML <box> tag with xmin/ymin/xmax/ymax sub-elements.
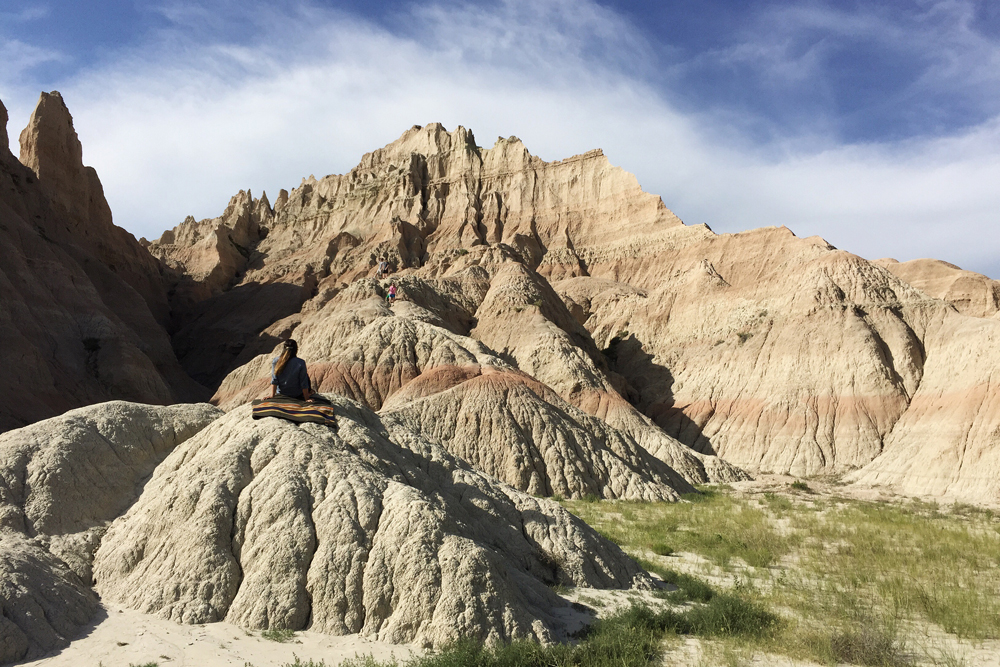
<box><xmin>0</xmin><ymin>93</ymin><xmax>207</xmax><ymax>431</ymax></box>
<box><xmin>847</xmin><ymin>310</ymin><xmax>1000</xmax><ymax>505</ymax></box>
<box><xmin>18</xmin><ymin>92</ymin><xmax>172</xmax><ymax>325</ymax></box>
<box><xmin>213</xmin><ymin>283</ymin><xmax>727</xmax><ymax>497</ymax></box>
<box><xmin>0</xmin><ymin>401</ymin><xmax>221</xmax><ymax>662</ymax></box>
<box><xmin>875</xmin><ymin>257</ymin><xmax>1000</xmax><ymax>318</ymax></box>
<box><xmin>93</xmin><ymin>403</ymin><xmax>651</xmax><ymax>647</ymax></box>
<box><xmin>162</xmin><ymin>122</ymin><xmax>1000</xmax><ymax>500</ymax></box>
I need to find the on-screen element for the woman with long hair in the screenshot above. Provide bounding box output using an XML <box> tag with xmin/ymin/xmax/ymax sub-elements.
<box><xmin>271</xmin><ymin>339</ymin><xmax>313</xmax><ymax>401</ymax></box>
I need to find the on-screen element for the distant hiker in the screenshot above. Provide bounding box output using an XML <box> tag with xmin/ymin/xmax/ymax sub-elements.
<box><xmin>271</xmin><ymin>339</ymin><xmax>313</xmax><ymax>401</ymax></box>
<box><xmin>376</xmin><ymin>257</ymin><xmax>389</xmax><ymax>279</ymax></box>
<box><xmin>387</xmin><ymin>282</ymin><xmax>397</xmax><ymax>306</ymax></box>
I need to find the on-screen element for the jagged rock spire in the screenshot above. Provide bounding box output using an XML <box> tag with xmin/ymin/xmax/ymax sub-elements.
<box><xmin>18</xmin><ymin>91</ymin><xmax>92</xmax><ymax>218</ymax></box>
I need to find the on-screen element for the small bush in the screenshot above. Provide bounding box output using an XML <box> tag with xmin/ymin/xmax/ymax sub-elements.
<box><xmin>830</xmin><ymin>625</ymin><xmax>912</xmax><ymax>667</ymax></box>
<box><xmin>650</xmin><ymin>542</ymin><xmax>673</xmax><ymax>557</ymax></box>
<box><xmin>582</xmin><ymin>493</ymin><xmax>600</xmax><ymax>503</ymax></box>
<box><xmin>338</xmin><ymin>656</ymin><xmax>389</xmax><ymax>667</ymax></box>
<box><xmin>682</xmin><ymin>593</ymin><xmax>779</xmax><ymax>639</ymax></box>
<box><xmin>655</xmin><ymin>568</ymin><xmax>715</xmax><ymax>603</ymax></box>
<box><xmin>790</xmin><ymin>481</ymin><xmax>812</xmax><ymax>493</ymax></box>
<box><xmin>261</xmin><ymin>628</ymin><xmax>296</xmax><ymax>642</ymax></box>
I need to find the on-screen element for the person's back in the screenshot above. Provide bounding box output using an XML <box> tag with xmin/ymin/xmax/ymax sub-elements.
<box><xmin>271</xmin><ymin>339</ymin><xmax>312</xmax><ymax>400</ymax></box>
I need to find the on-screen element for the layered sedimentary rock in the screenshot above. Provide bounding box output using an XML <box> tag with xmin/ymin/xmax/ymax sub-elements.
<box><xmin>0</xmin><ymin>93</ymin><xmax>207</xmax><ymax>431</ymax></box>
<box><xmin>155</xmin><ymin>125</ymin><xmax>742</xmax><ymax>486</ymax></box>
<box><xmin>847</xmin><ymin>309</ymin><xmax>1000</xmax><ymax>504</ymax></box>
<box><xmin>153</xmin><ymin>122</ymin><xmax>1000</xmax><ymax>502</ymax></box>
<box><xmin>214</xmin><ymin>280</ymin><xmax>729</xmax><ymax>497</ymax></box>
<box><xmin>93</xmin><ymin>403</ymin><xmax>651</xmax><ymax>647</ymax></box>
<box><xmin>875</xmin><ymin>257</ymin><xmax>1000</xmax><ymax>319</ymax></box>
<box><xmin>0</xmin><ymin>401</ymin><xmax>221</xmax><ymax>662</ymax></box>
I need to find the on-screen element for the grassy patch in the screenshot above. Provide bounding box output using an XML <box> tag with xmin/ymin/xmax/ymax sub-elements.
<box><xmin>565</xmin><ymin>489</ymin><xmax>795</xmax><ymax>569</ymax></box>
<box><xmin>562</xmin><ymin>488</ymin><xmax>1000</xmax><ymax>664</ymax></box>
<box><xmin>283</xmin><ymin>658</ymin><xmax>330</xmax><ymax>667</ymax></box>
<box><xmin>340</xmin><ymin>598</ymin><xmax>775</xmax><ymax>667</ymax></box>
<box><xmin>261</xmin><ymin>628</ymin><xmax>296</xmax><ymax>642</ymax></box>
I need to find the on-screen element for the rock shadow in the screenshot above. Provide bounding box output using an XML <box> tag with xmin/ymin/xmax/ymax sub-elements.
<box><xmin>169</xmin><ymin>281</ymin><xmax>311</xmax><ymax>390</ymax></box>
<box><xmin>605</xmin><ymin>333</ymin><xmax>718</xmax><ymax>456</ymax></box>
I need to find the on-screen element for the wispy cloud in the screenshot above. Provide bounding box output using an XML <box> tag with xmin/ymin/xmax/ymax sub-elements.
<box><xmin>0</xmin><ymin>6</ymin><xmax>51</xmax><ymax>22</ymax></box>
<box><xmin>2</xmin><ymin>0</ymin><xmax>999</xmax><ymax>275</ymax></box>
<box><xmin>0</xmin><ymin>38</ymin><xmax>64</xmax><ymax>85</ymax></box>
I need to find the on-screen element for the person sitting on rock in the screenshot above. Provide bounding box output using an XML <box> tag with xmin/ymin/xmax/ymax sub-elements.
<box><xmin>387</xmin><ymin>282</ymin><xmax>397</xmax><ymax>306</ymax></box>
<box><xmin>271</xmin><ymin>339</ymin><xmax>313</xmax><ymax>401</ymax></box>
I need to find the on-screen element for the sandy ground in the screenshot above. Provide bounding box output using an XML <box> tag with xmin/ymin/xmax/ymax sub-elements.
<box><xmin>17</xmin><ymin>603</ymin><xmax>417</xmax><ymax>667</ymax></box>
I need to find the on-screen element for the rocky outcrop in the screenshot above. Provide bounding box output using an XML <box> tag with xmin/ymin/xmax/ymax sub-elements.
<box><xmin>0</xmin><ymin>401</ymin><xmax>221</xmax><ymax>662</ymax></box>
<box><xmin>0</xmin><ymin>93</ymin><xmax>208</xmax><ymax>431</ymax></box>
<box><xmin>18</xmin><ymin>92</ymin><xmax>171</xmax><ymax>325</ymax></box>
<box><xmin>875</xmin><ymin>257</ymin><xmax>1000</xmax><ymax>318</ymax></box>
<box><xmin>93</xmin><ymin>403</ymin><xmax>651</xmax><ymax>647</ymax></box>
<box><xmin>0</xmin><ymin>532</ymin><xmax>98</xmax><ymax>665</ymax></box>
<box><xmin>552</xmin><ymin>230</ymin><xmax>939</xmax><ymax>476</ymax></box>
<box><xmin>846</xmin><ymin>310</ymin><xmax>1000</xmax><ymax>505</ymax></box>
<box><xmin>213</xmin><ymin>283</ymin><xmax>721</xmax><ymax>497</ymax></box>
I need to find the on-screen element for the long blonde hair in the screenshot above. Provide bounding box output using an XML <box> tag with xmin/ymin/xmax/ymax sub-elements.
<box><xmin>274</xmin><ymin>339</ymin><xmax>297</xmax><ymax>376</ymax></box>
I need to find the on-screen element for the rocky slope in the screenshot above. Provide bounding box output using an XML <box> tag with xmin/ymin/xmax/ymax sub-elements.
<box><xmin>92</xmin><ymin>401</ymin><xmax>651</xmax><ymax>648</ymax></box>
<box><xmin>0</xmin><ymin>93</ymin><xmax>207</xmax><ymax>431</ymax></box>
<box><xmin>0</xmin><ymin>401</ymin><xmax>220</xmax><ymax>663</ymax></box>
<box><xmin>875</xmin><ymin>257</ymin><xmax>1000</xmax><ymax>318</ymax></box>
<box><xmin>149</xmin><ymin>123</ymin><xmax>1000</xmax><ymax>504</ymax></box>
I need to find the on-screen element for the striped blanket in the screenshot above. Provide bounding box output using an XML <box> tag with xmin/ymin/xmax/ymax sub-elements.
<box><xmin>251</xmin><ymin>396</ymin><xmax>337</xmax><ymax>427</ymax></box>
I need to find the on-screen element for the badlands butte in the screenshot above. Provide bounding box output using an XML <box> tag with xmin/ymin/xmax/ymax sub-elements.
<box><xmin>1</xmin><ymin>90</ymin><xmax>1000</xmax><ymax>662</ymax></box>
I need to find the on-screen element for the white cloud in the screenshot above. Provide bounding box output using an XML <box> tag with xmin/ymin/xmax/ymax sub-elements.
<box><xmin>3</xmin><ymin>0</ymin><xmax>1000</xmax><ymax>275</ymax></box>
<box><xmin>0</xmin><ymin>38</ymin><xmax>64</xmax><ymax>85</ymax></box>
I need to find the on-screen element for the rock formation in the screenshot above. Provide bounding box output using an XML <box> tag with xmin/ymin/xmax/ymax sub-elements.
<box><xmin>875</xmin><ymin>257</ymin><xmax>1000</xmax><ymax>319</ymax></box>
<box><xmin>0</xmin><ymin>93</ymin><xmax>208</xmax><ymax>431</ymax></box>
<box><xmin>212</xmin><ymin>280</ymin><xmax>734</xmax><ymax>497</ymax></box>
<box><xmin>93</xmin><ymin>401</ymin><xmax>651</xmax><ymax>647</ymax></box>
<box><xmin>0</xmin><ymin>401</ymin><xmax>220</xmax><ymax>662</ymax></box>
<box><xmin>149</xmin><ymin>122</ymin><xmax>1000</xmax><ymax>505</ymax></box>
<box><xmin>150</xmin><ymin>125</ymin><xmax>744</xmax><ymax>489</ymax></box>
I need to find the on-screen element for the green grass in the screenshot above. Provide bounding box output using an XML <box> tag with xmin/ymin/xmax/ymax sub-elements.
<box><xmin>261</xmin><ymin>628</ymin><xmax>297</xmax><ymax>642</ymax></box>
<box><xmin>563</xmin><ymin>488</ymin><xmax>1000</xmax><ymax>665</ymax></box>
<box><xmin>338</xmin><ymin>599</ymin><xmax>776</xmax><ymax>667</ymax></box>
<box><xmin>565</xmin><ymin>488</ymin><xmax>796</xmax><ymax>569</ymax></box>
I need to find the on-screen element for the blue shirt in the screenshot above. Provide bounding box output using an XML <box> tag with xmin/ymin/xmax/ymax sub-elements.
<box><xmin>271</xmin><ymin>356</ymin><xmax>311</xmax><ymax>399</ymax></box>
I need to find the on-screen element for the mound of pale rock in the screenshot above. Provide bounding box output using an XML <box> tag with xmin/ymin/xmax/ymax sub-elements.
<box><xmin>93</xmin><ymin>401</ymin><xmax>651</xmax><ymax>648</ymax></box>
<box><xmin>0</xmin><ymin>401</ymin><xmax>221</xmax><ymax>663</ymax></box>
<box><xmin>0</xmin><ymin>533</ymin><xmax>98</xmax><ymax>664</ymax></box>
<box><xmin>382</xmin><ymin>367</ymin><xmax>692</xmax><ymax>499</ymax></box>
<box><xmin>875</xmin><ymin>257</ymin><xmax>1000</xmax><ymax>319</ymax></box>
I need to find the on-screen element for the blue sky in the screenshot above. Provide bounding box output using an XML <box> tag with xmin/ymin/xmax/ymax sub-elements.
<box><xmin>3</xmin><ymin>1</ymin><xmax>1000</xmax><ymax>276</ymax></box>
